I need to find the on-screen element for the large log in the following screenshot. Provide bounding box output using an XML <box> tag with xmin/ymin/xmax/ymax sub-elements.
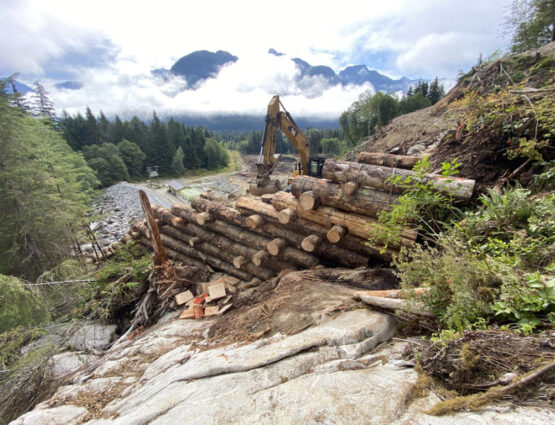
<box><xmin>291</xmin><ymin>176</ymin><xmax>399</xmax><ymax>217</ymax></box>
<box><xmin>190</xmin><ymin>198</ymin><xmax>319</xmax><ymax>268</ymax></box>
<box><xmin>357</xmin><ymin>152</ymin><xmax>424</xmax><ymax>169</ymax></box>
<box><xmin>159</xmin><ymin>225</ymin><xmax>274</xmax><ymax>280</ymax></box>
<box><xmin>134</xmin><ymin>224</ymin><xmax>252</xmax><ymax>281</ymax></box>
<box><xmin>322</xmin><ymin>159</ymin><xmax>475</xmax><ymax>202</ymax></box>
<box><xmin>191</xmin><ymin>198</ymin><xmax>248</xmax><ymax>227</ymax></box>
<box><xmin>236</xmin><ymin>197</ymin><xmax>371</xmax><ymax>267</ymax></box>
<box><xmin>271</xmin><ymin>191</ymin><xmax>417</xmax><ymax>247</ymax></box>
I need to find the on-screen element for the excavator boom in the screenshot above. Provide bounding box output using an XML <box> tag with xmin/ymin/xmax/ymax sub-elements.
<box><xmin>250</xmin><ymin>95</ymin><xmax>310</xmax><ymax>195</ymax></box>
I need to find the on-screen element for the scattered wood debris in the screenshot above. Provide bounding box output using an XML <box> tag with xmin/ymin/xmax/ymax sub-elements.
<box><xmin>178</xmin><ymin>276</ymin><xmax>236</xmax><ymax>320</ymax></box>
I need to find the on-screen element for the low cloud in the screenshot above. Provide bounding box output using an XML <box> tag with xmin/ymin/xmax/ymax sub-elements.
<box><xmin>48</xmin><ymin>53</ymin><xmax>373</xmax><ymax>119</ymax></box>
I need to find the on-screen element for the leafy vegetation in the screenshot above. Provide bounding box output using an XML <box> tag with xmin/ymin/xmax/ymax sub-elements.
<box><xmin>369</xmin><ymin>156</ymin><xmax>462</xmax><ymax>251</ymax></box>
<box><xmin>394</xmin><ymin>186</ymin><xmax>554</xmax><ymax>333</ymax></box>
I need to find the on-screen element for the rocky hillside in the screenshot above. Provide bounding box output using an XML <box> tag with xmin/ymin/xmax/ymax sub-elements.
<box><xmin>10</xmin><ymin>269</ymin><xmax>555</xmax><ymax>425</ymax></box>
<box><xmin>345</xmin><ymin>41</ymin><xmax>555</xmax><ymax>190</ymax></box>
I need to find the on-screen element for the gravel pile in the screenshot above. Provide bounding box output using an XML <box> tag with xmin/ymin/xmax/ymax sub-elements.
<box><xmin>83</xmin><ymin>182</ymin><xmax>171</xmax><ymax>252</ymax></box>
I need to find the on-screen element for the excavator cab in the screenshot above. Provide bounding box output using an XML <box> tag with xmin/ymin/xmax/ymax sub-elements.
<box><xmin>307</xmin><ymin>157</ymin><xmax>325</xmax><ymax>178</ymax></box>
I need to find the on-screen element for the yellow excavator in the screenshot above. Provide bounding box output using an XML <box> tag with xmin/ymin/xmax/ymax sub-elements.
<box><xmin>249</xmin><ymin>95</ymin><xmax>325</xmax><ymax>195</ymax></box>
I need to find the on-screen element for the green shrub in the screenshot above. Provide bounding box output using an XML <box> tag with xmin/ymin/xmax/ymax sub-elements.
<box><xmin>0</xmin><ymin>275</ymin><xmax>49</xmax><ymax>332</ymax></box>
<box><xmin>395</xmin><ymin>185</ymin><xmax>554</xmax><ymax>333</ymax></box>
<box><xmin>395</xmin><ymin>244</ymin><xmax>496</xmax><ymax>332</ymax></box>
<box><xmin>369</xmin><ymin>156</ymin><xmax>462</xmax><ymax>250</ymax></box>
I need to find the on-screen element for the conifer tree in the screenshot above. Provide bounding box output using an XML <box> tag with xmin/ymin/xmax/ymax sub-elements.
<box><xmin>171</xmin><ymin>147</ymin><xmax>186</xmax><ymax>175</ymax></box>
<box><xmin>507</xmin><ymin>0</ymin><xmax>555</xmax><ymax>53</ymax></box>
<box><xmin>0</xmin><ymin>79</ymin><xmax>98</xmax><ymax>277</ymax></box>
<box><xmin>31</xmin><ymin>81</ymin><xmax>56</xmax><ymax>122</ymax></box>
<box><xmin>428</xmin><ymin>77</ymin><xmax>445</xmax><ymax>105</ymax></box>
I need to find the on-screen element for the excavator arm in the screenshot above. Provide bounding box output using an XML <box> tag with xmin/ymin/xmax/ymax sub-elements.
<box><xmin>250</xmin><ymin>95</ymin><xmax>310</xmax><ymax>195</ymax></box>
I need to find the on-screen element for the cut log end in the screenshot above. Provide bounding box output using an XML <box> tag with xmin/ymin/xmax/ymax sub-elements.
<box><xmin>252</xmin><ymin>250</ymin><xmax>270</xmax><ymax>267</ymax></box>
<box><xmin>267</xmin><ymin>238</ymin><xmax>286</xmax><ymax>256</ymax></box>
<box><xmin>342</xmin><ymin>181</ymin><xmax>358</xmax><ymax>196</ymax></box>
<box><xmin>188</xmin><ymin>237</ymin><xmax>201</xmax><ymax>247</ymax></box>
<box><xmin>196</xmin><ymin>212</ymin><xmax>213</xmax><ymax>226</ymax></box>
<box><xmin>278</xmin><ymin>208</ymin><xmax>297</xmax><ymax>225</ymax></box>
<box><xmin>298</xmin><ymin>191</ymin><xmax>319</xmax><ymax>210</ymax></box>
<box><xmin>233</xmin><ymin>255</ymin><xmax>246</xmax><ymax>269</ymax></box>
<box><xmin>261</xmin><ymin>194</ymin><xmax>274</xmax><ymax>204</ymax></box>
<box><xmin>327</xmin><ymin>225</ymin><xmax>347</xmax><ymax>244</ymax></box>
<box><xmin>301</xmin><ymin>234</ymin><xmax>322</xmax><ymax>252</ymax></box>
<box><xmin>246</xmin><ymin>214</ymin><xmax>264</xmax><ymax>230</ymax></box>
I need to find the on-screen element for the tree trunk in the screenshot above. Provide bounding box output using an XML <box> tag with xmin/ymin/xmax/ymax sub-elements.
<box><xmin>357</xmin><ymin>152</ymin><xmax>424</xmax><ymax>169</ymax></box>
<box><xmin>291</xmin><ymin>176</ymin><xmax>399</xmax><ymax>217</ymax></box>
<box><xmin>271</xmin><ymin>191</ymin><xmax>417</xmax><ymax>248</ymax></box>
<box><xmin>322</xmin><ymin>159</ymin><xmax>475</xmax><ymax>202</ymax></box>
<box><xmin>139</xmin><ymin>190</ymin><xmax>168</xmax><ymax>267</ymax></box>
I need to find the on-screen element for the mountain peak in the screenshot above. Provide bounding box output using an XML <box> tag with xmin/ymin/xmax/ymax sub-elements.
<box><xmin>170</xmin><ymin>50</ymin><xmax>238</xmax><ymax>88</ymax></box>
<box><xmin>268</xmin><ymin>48</ymin><xmax>285</xmax><ymax>57</ymax></box>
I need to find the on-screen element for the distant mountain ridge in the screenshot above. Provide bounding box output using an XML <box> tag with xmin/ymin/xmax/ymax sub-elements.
<box><xmin>153</xmin><ymin>49</ymin><xmax>419</xmax><ymax>93</ymax></box>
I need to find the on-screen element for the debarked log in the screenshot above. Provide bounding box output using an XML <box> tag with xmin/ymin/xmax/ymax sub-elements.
<box><xmin>134</xmin><ymin>222</ymin><xmax>252</xmax><ymax>280</ymax></box>
<box><xmin>291</xmin><ymin>175</ymin><xmax>399</xmax><ymax>217</ymax></box>
<box><xmin>271</xmin><ymin>191</ymin><xmax>417</xmax><ymax>248</ymax></box>
<box><xmin>236</xmin><ymin>197</ymin><xmax>371</xmax><ymax>267</ymax></box>
<box><xmin>159</xmin><ymin>224</ymin><xmax>274</xmax><ymax>280</ymax></box>
<box><xmin>357</xmin><ymin>152</ymin><xmax>424</xmax><ymax>169</ymax></box>
<box><xmin>323</xmin><ymin>159</ymin><xmax>475</xmax><ymax>202</ymax></box>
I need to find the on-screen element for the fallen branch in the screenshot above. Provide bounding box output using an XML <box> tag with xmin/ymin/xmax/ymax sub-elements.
<box><xmin>354</xmin><ymin>293</ymin><xmax>434</xmax><ymax>317</ymax></box>
<box><xmin>427</xmin><ymin>360</ymin><xmax>555</xmax><ymax>416</ymax></box>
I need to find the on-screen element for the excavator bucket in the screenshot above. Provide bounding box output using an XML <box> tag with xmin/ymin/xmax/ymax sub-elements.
<box><xmin>249</xmin><ymin>179</ymin><xmax>281</xmax><ymax>196</ymax></box>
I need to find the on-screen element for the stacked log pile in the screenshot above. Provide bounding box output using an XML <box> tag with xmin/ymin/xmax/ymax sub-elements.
<box><xmin>127</xmin><ymin>155</ymin><xmax>475</xmax><ymax>282</ymax></box>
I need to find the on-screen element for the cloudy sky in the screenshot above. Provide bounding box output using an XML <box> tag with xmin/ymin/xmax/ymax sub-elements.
<box><xmin>1</xmin><ymin>0</ymin><xmax>512</xmax><ymax>118</ymax></box>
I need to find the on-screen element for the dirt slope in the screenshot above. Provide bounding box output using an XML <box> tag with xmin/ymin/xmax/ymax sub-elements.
<box><xmin>344</xmin><ymin>42</ymin><xmax>555</xmax><ymax>189</ymax></box>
